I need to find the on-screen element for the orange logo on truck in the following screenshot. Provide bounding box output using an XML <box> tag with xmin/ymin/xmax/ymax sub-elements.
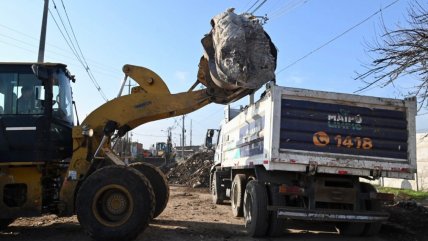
<box><xmin>313</xmin><ymin>131</ymin><xmax>330</xmax><ymax>146</ymax></box>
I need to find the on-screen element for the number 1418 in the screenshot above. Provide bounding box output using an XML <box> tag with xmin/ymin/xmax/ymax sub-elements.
<box><xmin>334</xmin><ymin>135</ymin><xmax>373</xmax><ymax>149</ymax></box>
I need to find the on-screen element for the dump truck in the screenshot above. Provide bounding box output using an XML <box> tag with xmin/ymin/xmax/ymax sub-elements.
<box><xmin>0</xmin><ymin>9</ymin><xmax>277</xmax><ymax>241</ymax></box>
<box><xmin>209</xmin><ymin>83</ymin><xmax>417</xmax><ymax>237</ymax></box>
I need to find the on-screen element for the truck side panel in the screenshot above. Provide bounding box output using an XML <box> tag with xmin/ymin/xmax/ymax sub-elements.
<box><xmin>219</xmin><ymin>95</ymin><xmax>271</xmax><ymax>168</ymax></box>
<box><xmin>280</xmin><ymin>98</ymin><xmax>408</xmax><ymax>159</ymax></box>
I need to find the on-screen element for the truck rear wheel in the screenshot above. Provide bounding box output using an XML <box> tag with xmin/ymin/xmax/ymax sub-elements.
<box><xmin>244</xmin><ymin>180</ymin><xmax>269</xmax><ymax>237</ymax></box>
<box><xmin>361</xmin><ymin>183</ymin><xmax>382</xmax><ymax>236</ymax></box>
<box><xmin>130</xmin><ymin>162</ymin><xmax>169</xmax><ymax>218</ymax></box>
<box><xmin>76</xmin><ymin>166</ymin><xmax>155</xmax><ymax>241</ymax></box>
<box><xmin>336</xmin><ymin>222</ymin><xmax>365</xmax><ymax>236</ymax></box>
<box><xmin>267</xmin><ymin>185</ymin><xmax>286</xmax><ymax>237</ymax></box>
<box><xmin>0</xmin><ymin>218</ymin><xmax>15</xmax><ymax>230</ymax></box>
<box><xmin>231</xmin><ymin>174</ymin><xmax>246</xmax><ymax>217</ymax></box>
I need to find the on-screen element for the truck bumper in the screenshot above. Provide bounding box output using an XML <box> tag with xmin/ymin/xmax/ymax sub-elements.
<box><xmin>272</xmin><ymin>207</ymin><xmax>389</xmax><ymax>223</ymax></box>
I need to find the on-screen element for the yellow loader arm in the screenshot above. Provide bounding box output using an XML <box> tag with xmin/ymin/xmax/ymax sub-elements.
<box><xmin>83</xmin><ymin>62</ymin><xmax>250</xmax><ymax>135</ymax></box>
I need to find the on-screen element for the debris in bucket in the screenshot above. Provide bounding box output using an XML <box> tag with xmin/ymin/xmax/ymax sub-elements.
<box><xmin>200</xmin><ymin>8</ymin><xmax>277</xmax><ymax>90</ymax></box>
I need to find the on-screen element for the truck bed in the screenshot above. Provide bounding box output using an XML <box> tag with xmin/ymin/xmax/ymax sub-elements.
<box><xmin>220</xmin><ymin>85</ymin><xmax>417</xmax><ymax>179</ymax></box>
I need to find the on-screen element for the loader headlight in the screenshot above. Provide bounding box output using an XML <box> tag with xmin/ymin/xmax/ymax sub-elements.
<box><xmin>82</xmin><ymin>128</ymin><xmax>94</xmax><ymax>137</ymax></box>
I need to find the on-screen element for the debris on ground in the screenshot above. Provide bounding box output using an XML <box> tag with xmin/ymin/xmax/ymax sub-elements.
<box><xmin>166</xmin><ymin>150</ymin><xmax>214</xmax><ymax>188</ymax></box>
<box><xmin>380</xmin><ymin>200</ymin><xmax>428</xmax><ymax>241</ymax></box>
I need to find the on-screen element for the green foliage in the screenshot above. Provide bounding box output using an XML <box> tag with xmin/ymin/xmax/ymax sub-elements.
<box><xmin>377</xmin><ymin>186</ymin><xmax>428</xmax><ymax>201</ymax></box>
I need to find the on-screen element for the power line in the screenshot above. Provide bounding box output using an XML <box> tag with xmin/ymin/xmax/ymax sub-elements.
<box><xmin>251</xmin><ymin>0</ymin><xmax>268</xmax><ymax>14</ymax></box>
<box><xmin>60</xmin><ymin>0</ymin><xmax>86</xmax><ymax>65</ymax></box>
<box><xmin>49</xmin><ymin>1</ymin><xmax>108</xmax><ymax>101</ymax></box>
<box><xmin>0</xmin><ymin>23</ymin><xmax>121</xmax><ymax>76</ymax></box>
<box><xmin>133</xmin><ymin>133</ymin><xmax>168</xmax><ymax>138</ymax></box>
<box><xmin>269</xmin><ymin>0</ymin><xmax>309</xmax><ymax>20</ymax></box>
<box><xmin>246</xmin><ymin>0</ymin><xmax>260</xmax><ymax>13</ymax></box>
<box><xmin>276</xmin><ymin>0</ymin><xmax>400</xmax><ymax>75</ymax></box>
<box><xmin>0</xmin><ymin>39</ymin><xmax>35</xmax><ymax>54</ymax></box>
<box><xmin>59</xmin><ymin>0</ymin><xmax>109</xmax><ymax>98</ymax></box>
<box><xmin>48</xmin><ymin>8</ymin><xmax>82</xmax><ymax>64</ymax></box>
<box><xmin>51</xmin><ymin>0</ymin><xmax>83</xmax><ymax>64</ymax></box>
<box><xmin>0</xmin><ymin>33</ymin><xmax>121</xmax><ymax>80</ymax></box>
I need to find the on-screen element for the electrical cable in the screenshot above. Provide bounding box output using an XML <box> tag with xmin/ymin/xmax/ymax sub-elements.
<box><xmin>49</xmin><ymin>1</ymin><xmax>108</xmax><ymax>101</ymax></box>
<box><xmin>0</xmin><ymin>23</ymin><xmax>121</xmax><ymax>76</ymax></box>
<box><xmin>276</xmin><ymin>0</ymin><xmax>400</xmax><ymax>75</ymax></box>
<box><xmin>251</xmin><ymin>0</ymin><xmax>268</xmax><ymax>14</ymax></box>
<box><xmin>246</xmin><ymin>0</ymin><xmax>260</xmax><ymax>13</ymax></box>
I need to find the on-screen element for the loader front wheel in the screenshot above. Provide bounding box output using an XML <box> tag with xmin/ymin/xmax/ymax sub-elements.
<box><xmin>0</xmin><ymin>218</ymin><xmax>15</xmax><ymax>230</ymax></box>
<box><xmin>130</xmin><ymin>162</ymin><xmax>169</xmax><ymax>218</ymax></box>
<box><xmin>76</xmin><ymin>166</ymin><xmax>155</xmax><ymax>241</ymax></box>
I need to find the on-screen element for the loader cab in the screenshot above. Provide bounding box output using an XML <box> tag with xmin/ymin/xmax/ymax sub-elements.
<box><xmin>0</xmin><ymin>63</ymin><xmax>74</xmax><ymax>163</ymax></box>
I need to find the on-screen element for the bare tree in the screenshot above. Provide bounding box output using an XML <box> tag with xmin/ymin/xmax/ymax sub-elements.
<box><xmin>356</xmin><ymin>1</ymin><xmax>428</xmax><ymax>110</ymax></box>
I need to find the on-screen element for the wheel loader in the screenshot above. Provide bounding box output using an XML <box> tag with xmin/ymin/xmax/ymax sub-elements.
<box><xmin>0</xmin><ymin>10</ymin><xmax>277</xmax><ymax>241</ymax></box>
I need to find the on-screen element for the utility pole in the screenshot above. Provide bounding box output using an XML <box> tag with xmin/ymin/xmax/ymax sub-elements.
<box><xmin>38</xmin><ymin>0</ymin><xmax>49</xmax><ymax>63</ymax></box>
<box><xmin>182</xmin><ymin>115</ymin><xmax>185</xmax><ymax>159</ymax></box>
<box><xmin>190</xmin><ymin>119</ymin><xmax>192</xmax><ymax>146</ymax></box>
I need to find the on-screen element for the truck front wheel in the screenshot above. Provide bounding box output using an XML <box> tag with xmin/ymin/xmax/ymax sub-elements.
<box><xmin>231</xmin><ymin>174</ymin><xmax>246</xmax><ymax>217</ymax></box>
<box><xmin>210</xmin><ymin>170</ymin><xmax>225</xmax><ymax>204</ymax></box>
<box><xmin>76</xmin><ymin>166</ymin><xmax>155</xmax><ymax>241</ymax></box>
<box><xmin>244</xmin><ymin>180</ymin><xmax>269</xmax><ymax>237</ymax></box>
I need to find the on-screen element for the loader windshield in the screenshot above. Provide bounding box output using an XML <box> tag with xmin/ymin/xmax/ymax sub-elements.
<box><xmin>52</xmin><ymin>72</ymin><xmax>74</xmax><ymax>124</ymax></box>
<box><xmin>0</xmin><ymin>64</ymin><xmax>73</xmax><ymax>125</ymax></box>
<box><xmin>0</xmin><ymin>71</ymin><xmax>43</xmax><ymax>115</ymax></box>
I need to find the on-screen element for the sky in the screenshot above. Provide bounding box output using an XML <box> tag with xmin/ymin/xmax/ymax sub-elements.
<box><xmin>0</xmin><ymin>0</ymin><xmax>427</xmax><ymax>149</ymax></box>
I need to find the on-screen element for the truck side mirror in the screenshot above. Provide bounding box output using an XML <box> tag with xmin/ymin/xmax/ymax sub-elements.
<box><xmin>205</xmin><ymin>129</ymin><xmax>215</xmax><ymax>149</ymax></box>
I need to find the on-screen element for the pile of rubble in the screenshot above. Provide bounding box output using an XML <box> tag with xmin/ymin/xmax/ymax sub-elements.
<box><xmin>166</xmin><ymin>150</ymin><xmax>214</xmax><ymax>188</ymax></box>
<box><xmin>381</xmin><ymin>200</ymin><xmax>428</xmax><ymax>241</ymax></box>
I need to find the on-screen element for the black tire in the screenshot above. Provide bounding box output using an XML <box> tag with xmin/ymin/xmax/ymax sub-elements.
<box><xmin>267</xmin><ymin>185</ymin><xmax>286</xmax><ymax>237</ymax></box>
<box><xmin>0</xmin><ymin>218</ymin><xmax>15</xmax><ymax>230</ymax></box>
<box><xmin>130</xmin><ymin>162</ymin><xmax>169</xmax><ymax>219</ymax></box>
<box><xmin>231</xmin><ymin>174</ymin><xmax>246</xmax><ymax>217</ymax></box>
<box><xmin>210</xmin><ymin>171</ymin><xmax>224</xmax><ymax>204</ymax></box>
<box><xmin>361</xmin><ymin>183</ymin><xmax>382</xmax><ymax>236</ymax></box>
<box><xmin>243</xmin><ymin>180</ymin><xmax>269</xmax><ymax>237</ymax></box>
<box><xmin>336</xmin><ymin>222</ymin><xmax>365</xmax><ymax>236</ymax></box>
<box><xmin>76</xmin><ymin>165</ymin><xmax>155</xmax><ymax>241</ymax></box>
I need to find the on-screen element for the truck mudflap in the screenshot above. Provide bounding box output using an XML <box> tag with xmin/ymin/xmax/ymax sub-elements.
<box><xmin>269</xmin><ymin>206</ymin><xmax>389</xmax><ymax>223</ymax></box>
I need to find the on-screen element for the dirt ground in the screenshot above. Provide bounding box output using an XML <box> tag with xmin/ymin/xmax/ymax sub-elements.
<box><xmin>2</xmin><ymin>185</ymin><xmax>420</xmax><ymax>241</ymax></box>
